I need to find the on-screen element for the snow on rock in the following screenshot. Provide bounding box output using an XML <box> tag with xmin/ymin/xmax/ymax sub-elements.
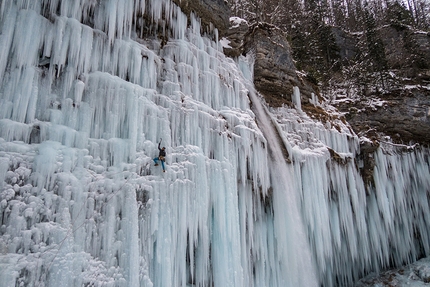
<box><xmin>219</xmin><ymin>37</ymin><xmax>232</xmax><ymax>49</ymax></box>
<box><xmin>356</xmin><ymin>258</ymin><xmax>430</xmax><ymax>287</ymax></box>
<box><xmin>230</xmin><ymin>16</ymin><xmax>248</xmax><ymax>28</ymax></box>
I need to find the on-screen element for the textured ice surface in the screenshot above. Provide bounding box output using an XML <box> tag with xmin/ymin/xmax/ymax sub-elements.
<box><xmin>0</xmin><ymin>1</ymin><xmax>430</xmax><ymax>287</ymax></box>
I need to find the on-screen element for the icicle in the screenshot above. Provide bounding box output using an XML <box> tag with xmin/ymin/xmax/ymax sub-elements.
<box><xmin>292</xmin><ymin>86</ymin><xmax>302</xmax><ymax>111</ymax></box>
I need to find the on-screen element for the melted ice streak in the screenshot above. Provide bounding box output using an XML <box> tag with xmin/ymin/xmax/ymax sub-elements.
<box><xmin>244</xmin><ymin>56</ymin><xmax>318</xmax><ymax>286</ymax></box>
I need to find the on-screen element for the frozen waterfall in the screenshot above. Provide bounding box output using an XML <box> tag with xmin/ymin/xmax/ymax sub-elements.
<box><xmin>1</xmin><ymin>0</ymin><xmax>430</xmax><ymax>287</ymax></box>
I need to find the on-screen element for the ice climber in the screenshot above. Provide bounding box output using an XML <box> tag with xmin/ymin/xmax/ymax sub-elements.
<box><xmin>153</xmin><ymin>138</ymin><xmax>166</xmax><ymax>172</ymax></box>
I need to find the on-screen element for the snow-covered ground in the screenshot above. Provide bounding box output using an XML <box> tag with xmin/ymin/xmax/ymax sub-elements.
<box><xmin>356</xmin><ymin>258</ymin><xmax>430</xmax><ymax>286</ymax></box>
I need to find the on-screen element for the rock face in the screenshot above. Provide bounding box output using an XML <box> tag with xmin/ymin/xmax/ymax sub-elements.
<box><xmin>222</xmin><ymin>17</ymin><xmax>249</xmax><ymax>57</ymax></box>
<box><xmin>224</xmin><ymin>21</ymin><xmax>318</xmax><ymax>107</ymax></box>
<box><xmin>331</xmin><ymin>24</ymin><xmax>430</xmax><ymax>145</ymax></box>
<box><xmin>337</xmin><ymin>88</ymin><xmax>430</xmax><ymax>145</ymax></box>
<box><xmin>171</xmin><ymin>0</ymin><xmax>230</xmax><ymax>36</ymax></box>
<box><xmin>332</xmin><ymin>24</ymin><xmax>430</xmax><ymax>73</ymax></box>
<box><xmin>331</xmin><ymin>27</ymin><xmax>360</xmax><ymax>64</ymax></box>
<box><xmin>379</xmin><ymin>25</ymin><xmax>430</xmax><ymax>74</ymax></box>
<box><xmin>223</xmin><ymin>20</ymin><xmax>430</xmax><ymax>145</ymax></box>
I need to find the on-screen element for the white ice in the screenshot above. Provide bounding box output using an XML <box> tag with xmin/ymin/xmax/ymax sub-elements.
<box><xmin>0</xmin><ymin>1</ymin><xmax>430</xmax><ymax>287</ymax></box>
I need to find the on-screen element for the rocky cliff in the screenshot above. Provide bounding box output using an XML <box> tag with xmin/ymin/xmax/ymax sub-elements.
<box><xmin>223</xmin><ymin>18</ymin><xmax>430</xmax><ymax>146</ymax></box>
<box><xmin>223</xmin><ymin>19</ymin><xmax>319</xmax><ymax>107</ymax></box>
<box><xmin>335</xmin><ymin>86</ymin><xmax>430</xmax><ymax>145</ymax></box>
<box><xmin>331</xmin><ymin>25</ymin><xmax>430</xmax><ymax>145</ymax></box>
<box><xmin>171</xmin><ymin>0</ymin><xmax>230</xmax><ymax>36</ymax></box>
<box><xmin>220</xmin><ymin>16</ymin><xmax>430</xmax><ymax>148</ymax></box>
<box><xmin>217</xmin><ymin>15</ymin><xmax>430</xmax><ymax>203</ymax></box>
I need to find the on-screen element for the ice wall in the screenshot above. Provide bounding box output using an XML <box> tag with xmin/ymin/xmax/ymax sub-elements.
<box><xmin>273</xmin><ymin>104</ymin><xmax>430</xmax><ymax>286</ymax></box>
<box><xmin>1</xmin><ymin>0</ymin><xmax>430</xmax><ymax>287</ymax></box>
<box><xmin>0</xmin><ymin>0</ymin><xmax>311</xmax><ymax>286</ymax></box>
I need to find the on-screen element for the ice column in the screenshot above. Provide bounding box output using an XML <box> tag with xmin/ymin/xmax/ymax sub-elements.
<box><xmin>292</xmin><ymin>86</ymin><xmax>301</xmax><ymax>111</ymax></box>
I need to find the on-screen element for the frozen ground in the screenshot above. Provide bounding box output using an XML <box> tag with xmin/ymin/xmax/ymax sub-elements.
<box><xmin>356</xmin><ymin>258</ymin><xmax>430</xmax><ymax>286</ymax></box>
